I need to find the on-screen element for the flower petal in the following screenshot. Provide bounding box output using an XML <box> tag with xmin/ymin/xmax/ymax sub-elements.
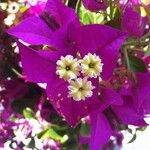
<box><xmin>90</xmin><ymin>112</ymin><xmax>112</xmax><ymax>150</ymax></box>
<box><xmin>7</xmin><ymin>16</ymin><xmax>53</xmax><ymax>45</ymax></box>
<box><xmin>45</xmin><ymin>0</ymin><xmax>78</xmax><ymax>26</ymax></box>
<box><xmin>18</xmin><ymin>42</ymin><xmax>56</xmax><ymax>83</ymax></box>
<box><xmin>133</xmin><ymin>73</ymin><xmax>150</xmax><ymax>110</ymax></box>
<box><xmin>96</xmin><ymin>33</ymin><xmax>127</xmax><ymax>80</ymax></box>
<box><xmin>82</xmin><ymin>0</ymin><xmax>108</xmax><ymax>12</ymax></box>
<box><xmin>46</xmin><ymin>79</ymin><xmax>101</xmax><ymax>127</ymax></box>
<box><xmin>49</xmin><ymin>18</ymin><xmax>80</xmax><ymax>51</ymax></box>
<box><xmin>99</xmin><ymin>88</ymin><xmax>123</xmax><ymax>111</ymax></box>
<box><xmin>18</xmin><ymin>34</ymin><xmax>79</xmax><ymax>83</ymax></box>
<box><xmin>70</xmin><ymin>24</ymin><xmax>127</xmax><ymax>79</ymax></box>
<box><xmin>122</xmin><ymin>6</ymin><xmax>148</xmax><ymax>37</ymax></box>
<box><xmin>112</xmin><ymin>95</ymin><xmax>147</xmax><ymax>126</ymax></box>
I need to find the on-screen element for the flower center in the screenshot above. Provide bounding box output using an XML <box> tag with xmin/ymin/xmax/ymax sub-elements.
<box><xmin>56</xmin><ymin>55</ymin><xmax>80</xmax><ymax>81</ymax></box>
<box><xmin>65</xmin><ymin>66</ymin><xmax>71</xmax><ymax>71</ymax></box>
<box><xmin>89</xmin><ymin>63</ymin><xmax>95</xmax><ymax>68</ymax></box>
<box><xmin>79</xmin><ymin>87</ymin><xmax>84</xmax><ymax>91</ymax></box>
<box><xmin>80</xmin><ymin>53</ymin><xmax>103</xmax><ymax>78</ymax></box>
<box><xmin>68</xmin><ymin>78</ymin><xmax>95</xmax><ymax>101</ymax></box>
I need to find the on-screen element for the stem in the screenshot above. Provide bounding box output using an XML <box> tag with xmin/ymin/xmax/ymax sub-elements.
<box><xmin>109</xmin><ymin>0</ymin><xmax>113</xmax><ymax>19</ymax></box>
<box><xmin>123</xmin><ymin>39</ymin><xmax>150</xmax><ymax>47</ymax></box>
<box><xmin>140</xmin><ymin>32</ymin><xmax>150</xmax><ymax>40</ymax></box>
<box><xmin>76</xmin><ymin>0</ymin><xmax>81</xmax><ymax>15</ymax></box>
<box><xmin>122</xmin><ymin>32</ymin><xmax>150</xmax><ymax>47</ymax></box>
<box><xmin>123</xmin><ymin>47</ymin><xmax>130</xmax><ymax>70</ymax></box>
<box><xmin>11</xmin><ymin>68</ymin><xmax>23</xmax><ymax>78</ymax></box>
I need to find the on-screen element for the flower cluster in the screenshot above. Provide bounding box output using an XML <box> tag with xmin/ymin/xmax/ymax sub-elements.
<box><xmin>56</xmin><ymin>53</ymin><xmax>103</xmax><ymax>101</ymax></box>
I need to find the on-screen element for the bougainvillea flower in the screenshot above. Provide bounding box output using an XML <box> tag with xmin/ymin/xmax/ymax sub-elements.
<box><xmin>38</xmin><ymin>95</ymin><xmax>58</xmax><ymax>122</ymax></box>
<box><xmin>17</xmin><ymin>24</ymin><xmax>127</xmax><ymax>126</ymax></box>
<box><xmin>8</xmin><ymin>0</ymin><xmax>127</xmax><ymax>126</ymax></box>
<box><xmin>51</xmin><ymin>24</ymin><xmax>127</xmax><ymax>80</ymax></box>
<box><xmin>122</xmin><ymin>5</ymin><xmax>148</xmax><ymax>37</ymax></box>
<box><xmin>112</xmin><ymin>93</ymin><xmax>147</xmax><ymax>127</ymax></box>
<box><xmin>112</xmin><ymin>73</ymin><xmax>150</xmax><ymax>126</ymax></box>
<box><xmin>90</xmin><ymin>111</ymin><xmax>112</xmax><ymax>150</ymax></box>
<box><xmin>0</xmin><ymin>78</ymin><xmax>42</xmax><ymax>120</ymax></box>
<box><xmin>83</xmin><ymin>110</ymin><xmax>123</xmax><ymax>150</ymax></box>
<box><xmin>0</xmin><ymin>121</ymin><xmax>14</xmax><ymax>147</ymax></box>
<box><xmin>7</xmin><ymin>0</ymin><xmax>79</xmax><ymax>45</ymax></box>
<box><xmin>82</xmin><ymin>0</ymin><xmax>108</xmax><ymax>12</ymax></box>
<box><xmin>0</xmin><ymin>79</ymin><xmax>28</xmax><ymax>119</ymax></box>
<box><xmin>89</xmin><ymin>73</ymin><xmax>150</xmax><ymax>150</ymax></box>
<box><xmin>90</xmin><ymin>88</ymin><xmax>147</xmax><ymax>150</ymax></box>
<box><xmin>133</xmin><ymin>73</ymin><xmax>150</xmax><ymax>116</ymax></box>
<box><xmin>89</xmin><ymin>88</ymin><xmax>125</xmax><ymax>150</ymax></box>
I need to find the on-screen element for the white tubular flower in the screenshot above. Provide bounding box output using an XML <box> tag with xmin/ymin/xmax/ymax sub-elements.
<box><xmin>7</xmin><ymin>2</ymin><xmax>20</xmax><ymax>14</ymax></box>
<box><xmin>56</xmin><ymin>55</ymin><xmax>80</xmax><ymax>80</ymax></box>
<box><xmin>80</xmin><ymin>53</ymin><xmax>103</xmax><ymax>78</ymax></box>
<box><xmin>68</xmin><ymin>78</ymin><xmax>95</xmax><ymax>101</ymax></box>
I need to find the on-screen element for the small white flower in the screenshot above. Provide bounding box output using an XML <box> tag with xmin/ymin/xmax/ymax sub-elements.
<box><xmin>56</xmin><ymin>55</ymin><xmax>80</xmax><ymax>81</ymax></box>
<box><xmin>68</xmin><ymin>78</ymin><xmax>95</xmax><ymax>101</ymax></box>
<box><xmin>7</xmin><ymin>2</ymin><xmax>19</xmax><ymax>14</ymax></box>
<box><xmin>80</xmin><ymin>53</ymin><xmax>103</xmax><ymax>78</ymax></box>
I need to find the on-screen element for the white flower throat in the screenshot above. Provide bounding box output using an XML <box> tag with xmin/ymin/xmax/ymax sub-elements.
<box><xmin>56</xmin><ymin>53</ymin><xmax>103</xmax><ymax>101</ymax></box>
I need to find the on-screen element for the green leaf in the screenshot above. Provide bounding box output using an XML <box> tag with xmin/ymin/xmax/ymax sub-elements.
<box><xmin>78</xmin><ymin>3</ymin><xmax>104</xmax><ymax>24</ymax></box>
<box><xmin>45</xmin><ymin>128</ymin><xmax>62</xmax><ymax>140</ymax></box>
<box><xmin>145</xmin><ymin>44</ymin><xmax>150</xmax><ymax>55</ymax></box>
<box><xmin>38</xmin><ymin>129</ymin><xmax>48</xmax><ymax>139</ymax></box>
<box><xmin>80</xmin><ymin>123</ymin><xmax>90</xmax><ymax>136</ymax></box>
<box><xmin>51</xmin><ymin>124</ymin><xmax>68</xmax><ymax>132</ymax></box>
<box><xmin>128</xmin><ymin>55</ymin><xmax>147</xmax><ymax>72</ymax></box>
<box><xmin>27</xmin><ymin>138</ymin><xmax>35</xmax><ymax>148</ymax></box>
<box><xmin>23</xmin><ymin>107</ymin><xmax>35</xmax><ymax>119</ymax></box>
<box><xmin>82</xmin><ymin>13</ymin><xmax>93</xmax><ymax>24</ymax></box>
<box><xmin>20</xmin><ymin>5</ymin><xmax>28</xmax><ymax>13</ymax></box>
<box><xmin>109</xmin><ymin>0</ymin><xmax>113</xmax><ymax>19</ymax></box>
<box><xmin>112</xmin><ymin>7</ymin><xmax>122</xmax><ymax>19</ymax></box>
<box><xmin>38</xmin><ymin>128</ymin><xmax>68</xmax><ymax>143</ymax></box>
